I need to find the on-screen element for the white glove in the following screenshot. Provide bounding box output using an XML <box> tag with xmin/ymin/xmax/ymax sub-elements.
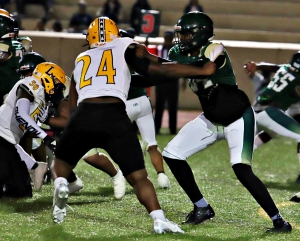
<box><xmin>38</xmin><ymin>105</ymin><xmax>50</xmax><ymax>124</ymax></box>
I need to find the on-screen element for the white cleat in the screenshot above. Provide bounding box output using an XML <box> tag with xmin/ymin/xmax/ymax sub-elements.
<box><xmin>157</xmin><ymin>173</ymin><xmax>171</xmax><ymax>189</ymax></box>
<box><xmin>154</xmin><ymin>218</ymin><xmax>185</xmax><ymax>234</ymax></box>
<box><xmin>68</xmin><ymin>176</ymin><xmax>84</xmax><ymax>195</ymax></box>
<box><xmin>29</xmin><ymin>162</ymin><xmax>48</xmax><ymax>191</ymax></box>
<box><xmin>112</xmin><ymin>170</ymin><xmax>126</xmax><ymax>199</ymax></box>
<box><xmin>53</xmin><ymin>182</ymin><xmax>69</xmax><ymax>224</ymax></box>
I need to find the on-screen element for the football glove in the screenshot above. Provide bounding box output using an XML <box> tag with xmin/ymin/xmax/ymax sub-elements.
<box><xmin>43</xmin><ymin>135</ymin><xmax>56</xmax><ymax>152</ymax></box>
<box><xmin>38</xmin><ymin>105</ymin><xmax>50</xmax><ymax>124</ymax></box>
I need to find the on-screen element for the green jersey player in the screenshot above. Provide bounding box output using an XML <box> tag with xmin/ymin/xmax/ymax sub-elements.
<box><xmin>161</xmin><ymin>11</ymin><xmax>292</xmax><ymax>233</ymax></box>
<box><xmin>0</xmin><ymin>11</ymin><xmax>25</xmax><ymax>102</ymax></box>
<box><xmin>252</xmin><ymin>51</ymin><xmax>300</xmax><ymax>182</ymax></box>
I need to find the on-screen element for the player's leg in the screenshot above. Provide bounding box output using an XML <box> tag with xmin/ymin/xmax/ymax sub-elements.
<box><xmin>257</xmin><ymin>107</ymin><xmax>300</xmax><ymax>182</ymax></box>
<box><xmin>51</xmin><ymin>104</ymin><xmax>96</xmax><ymax>224</ymax></box>
<box><xmin>83</xmin><ymin>149</ymin><xmax>126</xmax><ymax>199</ymax></box>
<box><xmin>106</xmin><ymin>115</ymin><xmax>183</xmax><ymax>233</ymax></box>
<box><xmin>228</xmin><ymin>107</ymin><xmax>291</xmax><ymax>233</ymax></box>
<box><xmin>135</xmin><ymin>95</ymin><xmax>170</xmax><ymax>188</ymax></box>
<box><xmin>162</xmin><ymin>113</ymin><xmax>218</xmax><ymax>224</ymax></box>
<box><xmin>1</xmin><ymin>138</ymin><xmax>32</xmax><ymax>198</ymax></box>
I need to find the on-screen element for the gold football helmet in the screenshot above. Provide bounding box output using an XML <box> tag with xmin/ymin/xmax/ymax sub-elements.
<box><xmin>33</xmin><ymin>62</ymin><xmax>66</xmax><ymax>106</ymax></box>
<box><xmin>86</xmin><ymin>17</ymin><xmax>119</xmax><ymax>48</ymax></box>
<box><xmin>0</xmin><ymin>8</ymin><xmax>11</xmax><ymax>18</ymax></box>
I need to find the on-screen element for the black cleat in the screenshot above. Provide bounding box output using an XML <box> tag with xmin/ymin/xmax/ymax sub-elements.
<box><xmin>290</xmin><ymin>192</ymin><xmax>300</xmax><ymax>202</ymax></box>
<box><xmin>266</xmin><ymin>218</ymin><xmax>292</xmax><ymax>233</ymax></box>
<box><xmin>182</xmin><ymin>204</ymin><xmax>215</xmax><ymax>224</ymax></box>
<box><xmin>296</xmin><ymin>174</ymin><xmax>300</xmax><ymax>183</ymax></box>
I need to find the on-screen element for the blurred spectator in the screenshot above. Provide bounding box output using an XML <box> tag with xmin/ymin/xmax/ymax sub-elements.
<box><xmin>15</xmin><ymin>0</ymin><xmax>54</xmax><ymax>20</ymax></box>
<box><xmin>52</xmin><ymin>20</ymin><xmax>64</xmax><ymax>32</ymax></box>
<box><xmin>129</xmin><ymin>0</ymin><xmax>151</xmax><ymax>34</ymax></box>
<box><xmin>101</xmin><ymin>0</ymin><xmax>121</xmax><ymax>24</ymax></box>
<box><xmin>184</xmin><ymin>0</ymin><xmax>204</xmax><ymax>14</ymax></box>
<box><xmin>34</xmin><ymin>17</ymin><xmax>48</xmax><ymax>31</ymax></box>
<box><xmin>68</xmin><ymin>0</ymin><xmax>93</xmax><ymax>33</ymax></box>
<box><xmin>154</xmin><ymin>30</ymin><xmax>179</xmax><ymax>135</ymax></box>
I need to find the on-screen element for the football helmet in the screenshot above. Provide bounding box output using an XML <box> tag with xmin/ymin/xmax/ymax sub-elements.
<box><xmin>86</xmin><ymin>17</ymin><xmax>119</xmax><ymax>48</ymax></box>
<box><xmin>174</xmin><ymin>11</ymin><xmax>214</xmax><ymax>53</ymax></box>
<box><xmin>0</xmin><ymin>8</ymin><xmax>11</xmax><ymax>18</ymax></box>
<box><xmin>33</xmin><ymin>62</ymin><xmax>66</xmax><ymax>106</ymax></box>
<box><xmin>290</xmin><ymin>51</ymin><xmax>300</xmax><ymax>71</ymax></box>
<box><xmin>19</xmin><ymin>52</ymin><xmax>46</xmax><ymax>78</ymax></box>
<box><xmin>0</xmin><ymin>10</ymin><xmax>15</xmax><ymax>39</ymax></box>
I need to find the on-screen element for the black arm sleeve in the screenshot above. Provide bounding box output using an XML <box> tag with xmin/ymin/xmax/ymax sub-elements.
<box><xmin>214</xmin><ymin>55</ymin><xmax>226</xmax><ymax>69</ymax></box>
<box><xmin>124</xmin><ymin>44</ymin><xmax>150</xmax><ymax>75</ymax></box>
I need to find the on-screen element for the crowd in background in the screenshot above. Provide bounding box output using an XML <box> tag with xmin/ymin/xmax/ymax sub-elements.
<box><xmin>2</xmin><ymin>0</ymin><xmax>204</xmax><ymax>34</ymax></box>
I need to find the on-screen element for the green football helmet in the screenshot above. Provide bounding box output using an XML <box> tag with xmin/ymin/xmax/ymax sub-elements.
<box><xmin>0</xmin><ymin>15</ymin><xmax>14</xmax><ymax>38</ymax></box>
<box><xmin>174</xmin><ymin>11</ymin><xmax>214</xmax><ymax>53</ymax></box>
<box><xmin>290</xmin><ymin>51</ymin><xmax>300</xmax><ymax>71</ymax></box>
<box><xmin>18</xmin><ymin>52</ymin><xmax>46</xmax><ymax>77</ymax></box>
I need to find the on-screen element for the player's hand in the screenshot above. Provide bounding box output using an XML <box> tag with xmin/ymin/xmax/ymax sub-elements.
<box><xmin>244</xmin><ymin>61</ymin><xmax>257</xmax><ymax>78</ymax></box>
<box><xmin>38</xmin><ymin>105</ymin><xmax>50</xmax><ymax>124</ymax></box>
<box><xmin>203</xmin><ymin>61</ymin><xmax>216</xmax><ymax>75</ymax></box>
<box><xmin>43</xmin><ymin>135</ymin><xmax>56</xmax><ymax>152</ymax></box>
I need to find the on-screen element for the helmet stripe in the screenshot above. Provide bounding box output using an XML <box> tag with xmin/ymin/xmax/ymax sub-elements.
<box><xmin>99</xmin><ymin>18</ymin><xmax>105</xmax><ymax>42</ymax></box>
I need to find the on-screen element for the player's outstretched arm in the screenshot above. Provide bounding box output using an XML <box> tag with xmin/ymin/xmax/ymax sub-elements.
<box><xmin>125</xmin><ymin>44</ymin><xmax>216</xmax><ymax>79</ymax></box>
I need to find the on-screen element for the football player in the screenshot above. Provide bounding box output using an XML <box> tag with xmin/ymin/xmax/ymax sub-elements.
<box><xmin>18</xmin><ymin>52</ymin><xmax>126</xmax><ymax>198</ymax></box>
<box><xmin>245</xmin><ymin>54</ymin><xmax>300</xmax><ymax>183</ymax></box>
<box><xmin>0</xmin><ymin>9</ymin><xmax>25</xmax><ymax>102</ymax></box>
<box><xmin>0</xmin><ymin>62</ymin><xmax>66</xmax><ymax>198</ymax></box>
<box><xmin>51</xmin><ymin>16</ymin><xmax>214</xmax><ymax>233</ymax></box>
<box><xmin>161</xmin><ymin>11</ymin><xmax>291</xmax><ymax>233</ymax></box>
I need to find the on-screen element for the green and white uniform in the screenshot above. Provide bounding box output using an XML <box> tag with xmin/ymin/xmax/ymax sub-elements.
<box><xmin>254</xmin><ymin>64</ymin><xmax>300</xmax><ymax>140</ymax></box>
<box><xmin>162</xmin><ymin>42</ymin><xmax>254</xmax><ymax>165</ymax></box>
<box><xmin>0</xmin><ymin>39</ymin><xmax>24</xmax><ymax>101</ymax></box>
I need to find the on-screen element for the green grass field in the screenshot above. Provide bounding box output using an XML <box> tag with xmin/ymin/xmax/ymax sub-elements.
<box><xmin>1</xmin><ymin>133</ymin><xmax>300</xmax><ymax>241</ymax></box>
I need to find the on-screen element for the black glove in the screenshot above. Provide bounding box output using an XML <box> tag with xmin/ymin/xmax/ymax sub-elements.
<box><xmin>43</xmin><ymin>135</ymin><xmax>56</xmax><ymax>152</ymax></box>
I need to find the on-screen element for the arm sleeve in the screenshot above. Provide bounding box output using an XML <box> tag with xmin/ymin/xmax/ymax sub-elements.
<box><xmin>124</xmin><ymin>44</ymin><xmax>151</xmax><ymax>75</ymax></box>
<box><xmin>15</xmin><ymin>98</ymin><xmax>47</xmax><ymax>139</ymax></box>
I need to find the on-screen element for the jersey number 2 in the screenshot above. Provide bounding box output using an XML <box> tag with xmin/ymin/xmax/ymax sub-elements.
<box><xmin>77</xmin><ymin>49</ymin><xmax>116</xmax><ymax>89</ymax></box>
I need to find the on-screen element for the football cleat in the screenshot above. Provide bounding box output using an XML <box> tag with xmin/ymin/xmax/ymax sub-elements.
<box><xmin>112</xmin><ymin>170</ymin><xmax>126</xmax><ymax>199</ymax></box>
<box><xmin>29</xmin><ymin>162</ymin><xmax>48</xmax><ymax>191</ymax></box>
<box><xmin>53</xmin><ymin>182</ymin><xmax>69</xmax><ymax>224</ymax></box>
<box><xmin>266</xmin><ymin>218</ymin><xmax>292</xmax><ymax>233</ymax></box>
<box><xmin>182</xmin><ymin>204</ymin><xmax>215</xmax><ymax>224</ymax></box>
<box><xmin>290</xmin><ymin>191</ymin><xmax>300</xmax><ymax>202</ymax></box>
<box><xmin>154</xmin><ymin>218</ymin><xmax>184</xmax><ymax>234</ymax></box>
<box><xmin>157</xmin><ymin>173</ymin><xmax>171</xmax><ymax>189</ymax></box>
<box><xmin>68</xmin><ymin>176</ymin><xmax>84</xmax><ymax>195</ymax></box>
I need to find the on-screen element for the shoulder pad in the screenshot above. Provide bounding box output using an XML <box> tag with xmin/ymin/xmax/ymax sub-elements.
<box><xmin>19</xmin><ymin>83</ymin><xmax>34</xmax><ymax>97</ymax></box>
<box><xmin>204</xmin><ymin>43</ymin><xmax>224</xmax><ymax>62</ymax></box>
